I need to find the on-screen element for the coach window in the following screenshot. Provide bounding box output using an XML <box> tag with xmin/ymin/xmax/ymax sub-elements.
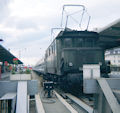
<box><xmin>52</xmin><ymin>45</ymin><xmax>54</xmax><ymax>53</ymax></box>
<box><xmin>48</xmin><ymin>50</ymin><xmax>49</xmax><ymax>56</ymax></box>
<box><xmin>50</xmin><ymin>46</ymin><xmax>51</xmax><ymax>54</ymax></box>
<box><xmin>54</xmin><ymin>41</ymin><xmax>56</xmax><ymax>53</ymax></box>
<box><xmin>45</xmin><ymin>53</ymin><xmax>47</xmax><ymax>58</ymax></box>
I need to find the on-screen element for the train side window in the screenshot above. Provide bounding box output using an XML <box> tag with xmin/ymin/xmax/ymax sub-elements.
<box><xmin>47</xmin><ymin>50</ymin><xmax>49</xmax><ymax>57</ymax></box>
<box><xmin>45</xmin><ymin>53</ymin><xmax>47</xmax><ymax>58</ymax></box>
<box><xmin>50</xmin><ymin>47</ymin><xmax>52</xmax><ymax>55</ymax></box>
<box><xmin>53</xmin><ymin>41</ymin><xmax>56</xmax><ymax>53</ymax></box>
<box><xmin>47</xmin><ymin>50</ymin><xmax>49</xmax><ymax>56</ymax></box>
<box><xmin>52</xmin><ymin>45</ymin><xmax>54</xmax><ymax>53</ymax></box>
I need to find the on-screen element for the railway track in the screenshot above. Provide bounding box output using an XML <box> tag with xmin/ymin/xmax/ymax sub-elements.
<box><xmin>54</xmin><ymin>89</ymin><xmax>94</xmax><ymax>113</ymax></box>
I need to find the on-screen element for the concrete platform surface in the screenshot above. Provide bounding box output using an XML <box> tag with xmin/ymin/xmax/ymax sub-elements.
<box><xmin>32</xmin><ymin>71</ymin><xmax>71</xmax><ymax>113</ymax></box>
<box><xmin>40</xmin><ymin>94</ymin><xmax>70</xmax><ymax>113</ymax></box>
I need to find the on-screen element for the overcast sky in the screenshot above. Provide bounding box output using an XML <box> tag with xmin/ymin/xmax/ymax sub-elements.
<box><xmin>0</xmin><ymin>0</ymin><xmax>120</xmax><ymax>66</ymax></box>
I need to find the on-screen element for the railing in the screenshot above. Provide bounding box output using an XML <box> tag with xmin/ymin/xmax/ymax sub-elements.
<box><xmin>0</xmin><ymin>100</ymin><xmax>12</xmax><ymax>113</ymax></box>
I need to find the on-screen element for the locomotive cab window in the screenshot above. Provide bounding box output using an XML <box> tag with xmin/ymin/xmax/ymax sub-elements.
<box><xmin>64</xmin><ymin>38</ymin><xmax>72</xmax><ymax>47</ymax></box>
<box><xmin>61</xmin><ymin>37</ymin><xmax>97</xmax><ymax>48</ymax></box>
<box><xmin>85</xmin><ymin>38</ymin><xmax>94</xmax><ymax>47</ymax></box>
<box><xmin>74</xmin><ymin>38</ymin><xmax>83</xmax><ymax>47</ymax></box>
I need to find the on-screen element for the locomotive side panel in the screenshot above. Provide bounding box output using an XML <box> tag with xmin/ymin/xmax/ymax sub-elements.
<box><xmin>56</xmin><ymin>39</ymin><xmax>64</xmax><ymax>75</ymax></box>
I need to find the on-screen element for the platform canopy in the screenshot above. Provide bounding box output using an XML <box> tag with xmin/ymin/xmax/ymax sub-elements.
<box><xmin>98</xmin><ymin>19</ymin><xmax>120</xmax><ymax>50</ymax></box>
<box><xmin>0</xmin><ymin>45</ymin><xmax>23</xmax><ymax>64</ymax></box>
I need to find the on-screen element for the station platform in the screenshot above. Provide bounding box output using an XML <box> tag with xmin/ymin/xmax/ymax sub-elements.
<box><xmin>31</xmin><ymin>71</ymin><xmax>72</xmax><ymax>113</ymax></box>
<box><xmin>0</xmin><ymin>71</ymin><xmax>76</xmax><ymax>113</ymax></box>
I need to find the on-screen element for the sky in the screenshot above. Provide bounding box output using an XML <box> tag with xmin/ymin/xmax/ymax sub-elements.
<box><xmin>0</xmin><ymin>0</ymin><xmax>120</xmax><ymax>66</ymax></box>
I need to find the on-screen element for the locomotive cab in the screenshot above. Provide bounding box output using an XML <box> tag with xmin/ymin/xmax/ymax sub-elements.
<box><xmin>57</xmin><ymin>30</ymin><xmax>105</xmax><ymax>75</ymax></box>
<box><xmin>56</xmin><ymin>30</ymin><xmax>109</xmax><ymax>92</ymax></box>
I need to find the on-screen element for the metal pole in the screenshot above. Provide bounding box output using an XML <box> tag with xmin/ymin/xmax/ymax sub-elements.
<box><xmin>65</xmin><ymin>15</ymin><xmax>69</xmax><ymax>28</ymax></box>
<box><xmin>61</xmin><ymin>7</ymin><xmax>64</xmax><ymax>27</ymax></box>
<box><xmin>61</xmin><ymin>4</ymin><xmax>86</xmax><ymax>29</ymax></box>
<box><xmin>86</xmin><ymin>15</ymin><xmax>91</xmax><ymax>30</ymax></box>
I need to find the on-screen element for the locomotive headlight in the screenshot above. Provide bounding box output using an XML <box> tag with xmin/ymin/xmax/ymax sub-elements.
<box><xmin>69</xmin><ymin>62</ymin><xmax>73</xmax><ymax>67</ymax></box>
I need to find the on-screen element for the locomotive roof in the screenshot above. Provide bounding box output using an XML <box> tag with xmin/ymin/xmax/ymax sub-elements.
<box><xmin>56</xmin><ymin>29</ymin><xmax>99</xmax><ymax>39</ymax></box>
<box><xmin>98</xmin><ymin>18</ymin><xmax>120</xmax><ymax>50</ymax></box>
<box><xmin>46</xmin><ymin>29</ymin><xmax>99</xmax><ymax>51</ymax></box>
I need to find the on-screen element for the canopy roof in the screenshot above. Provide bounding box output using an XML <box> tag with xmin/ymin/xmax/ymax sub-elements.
<box><xmin>98</xmin><ymin>19</ymin><xmax>120</xmax><ymax>50</ymax></box>
<box><xmin>0</xmin><ymin>45</ymin><xmax>23</xmax><ymax>64</ymax></box>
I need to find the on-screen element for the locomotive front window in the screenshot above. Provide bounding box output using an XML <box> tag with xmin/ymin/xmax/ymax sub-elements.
<box><xmin>64</xmin><ymin>38</ymin><xmax>72</xmax><ymax>47</ymax></box>
<box><xmin>63</xmin><ymin>38</ymin><xmax>84</xmax><ymax>47</ymax></box>
<box><xmin>63</xmin><ymin>38</ymin><xmax>83</xmax><ymax>47</ymax></box>
<box><xmin>74</xmin><ymin>38</ymin><xmax>83</xmax><ymax>47</ymax></box>
<box><xmin>62</xmin><ymin>37</ymin><xmax>97</xmax><ymax>48</ymax></box>
<box><xmin>85</xmin><ymin>38</ymin><xmax>93</xmax><ymax>47</ymax></box>
<box><xmin>73</xmin><ymin>38</ymin><xmax>97</xmax><ymax>47</ymax></box>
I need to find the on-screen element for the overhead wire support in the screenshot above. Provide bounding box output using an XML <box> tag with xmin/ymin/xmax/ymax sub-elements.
<box><xmin>61</xmin><ymin>4</ymin><xmax>85</xmax><ymax>28</ymax></box>
<box><xmin>64</xmin><ymin>9</ymin><xmax>84</xmax><ymax>29</ymax></box>
<box><xmin>79</xmin><ymin>9</ymin><xmax>85</xmax><ymax>29</ymax></box>
<box><xmin>60</xmin><ymin>4</ymin><xmax>91</xmax><ymax>30</ymax></box>
<box><xmin>86</xmin><ymin>16</ymin><xmax>91</xmax><ymax>31</ymax></box>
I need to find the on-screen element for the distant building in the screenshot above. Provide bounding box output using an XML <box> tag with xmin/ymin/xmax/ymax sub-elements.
<box><xmin>105</xmin><ymin>48</ymin><xmax>120</xmax><ymax>66</ymax></box>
